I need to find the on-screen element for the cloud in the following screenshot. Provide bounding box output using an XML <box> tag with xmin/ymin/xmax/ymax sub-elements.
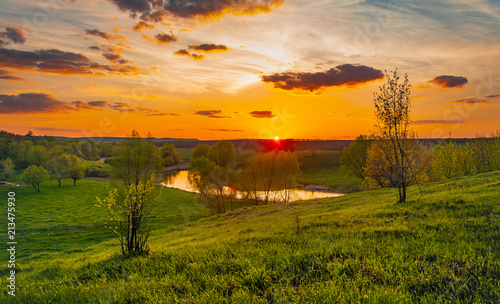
<box><xmin>173</xmin><ymin>49</ymin><xmax>205</xmax><ymax>61</ymax></box>
<box><xmin>188</xmin><ymin>44</ymin><xmax>229</xmax><ymax>53</ymax></box>
<box><xmin>486</xmin><ymin>94</ymin><xmax>500</xmax><ymax>99</ymax></box>
<box><xmin>109</xmin><ymin>0</ymin><xmax>284</xmax><ymax>23</ymax></box>
<box><xmin>249</xmin><ymin>110</ymin><xmax>276</xmax><ymax>118</ymax></box>
<box><xmin>0</xmin><ymin>27</ymin><xmax>26</xmax><ymax>44</ymax></box>
<box><xmin>133</xmin><ymin>21</ymin><xmax>154</xmax><ymax>31</ymax></box>
<box><xmin>0</xmin><ymin>93</ymin><xmax>74</xmax><ymax>114</ymax></box>
<box><xmin>194</xmin><ymin>110</ymin><xmax>231</xmax><ymax>118</ymax></box>
<box><xmin>0</xmin><ymin>69</ymin><xmax>25</xmax><ymax>81</ymax></box>
<box><xmin>155</xmin><ymin>33</ymin><xmax>177</xmax><ymax>44</ymax></box>
<box><xmin>84</xmin><ymin>29</ymin><xmax>125</xmax><ymax>41</ymax></box>
<box><xmin>261</xmin><ymin>64</ymin><xmax>384</xmax><ymax>92</ymax></box>
<box><xmin>428</xmin><ymin>75</ymin><xmax>468</xmax><ymax>88</ymax></box>
<box><xmin>411</xmin><ymin>119</ymin><xmax>464</xmax><ymax>125</ymax></box>
<box><xmin>35</xmin><ymin>127</ymin><xmax>82</xmax><ymax>132</ymax></box>
<box><xmin>0</xmin><ymin>93</ymin><xmax>169</xmax><ymax>116</ymax></box>
<box><xmin>0</xmin><ymin>48</ymin><xmax>140</xmax><ymax>76</ymax></box>
<box><xmin>72</xmin><ymin>100</ymin><xmax>110</xmax><ymax>109</ymax></box>
<box><xmin>450</xmin><ymin>98</ymin><xmax>490</xmax><ymax>104</ymax></box>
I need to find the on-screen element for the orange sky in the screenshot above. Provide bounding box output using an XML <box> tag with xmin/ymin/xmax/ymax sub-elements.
<box><xmin>1</xmin><ymin>0</ymin><xmax>499</xmax><ymax>139</ymax></box>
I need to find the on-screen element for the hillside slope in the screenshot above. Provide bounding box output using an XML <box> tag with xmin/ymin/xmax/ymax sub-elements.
<box><xmin>2</xmin><ymin>172</ymin><xmax>500</xmax><ymax>303</ymax></box>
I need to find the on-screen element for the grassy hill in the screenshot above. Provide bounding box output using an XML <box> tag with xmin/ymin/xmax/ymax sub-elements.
<box><xmin>1</xmin><ymin>172</ymin><xmax>499</xmax><ymax>303</ymax></box>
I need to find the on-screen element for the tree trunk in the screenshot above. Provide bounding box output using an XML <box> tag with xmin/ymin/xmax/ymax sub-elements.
<box><xmin>73</xmin><ymin>179</ymin><xmax>76</xmax><ymax>185</ymax></box>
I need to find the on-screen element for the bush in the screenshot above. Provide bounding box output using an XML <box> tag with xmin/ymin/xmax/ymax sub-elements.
<box><xmin>84</xmin><ymin>162</ymin><xmax>111</xmax><ymax>178</ymax></box>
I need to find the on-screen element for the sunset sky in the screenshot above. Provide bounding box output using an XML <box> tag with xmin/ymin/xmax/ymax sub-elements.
<box><xmin>1</xmin><ymin>0</ymin><xmax>499</xmax><ymax>139</ymax></box>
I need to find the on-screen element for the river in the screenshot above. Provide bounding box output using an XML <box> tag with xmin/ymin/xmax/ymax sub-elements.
<box><xmin>161</xmin><ymin>170</ymin><xmax>343</xmax><ymax>202</ymax></box>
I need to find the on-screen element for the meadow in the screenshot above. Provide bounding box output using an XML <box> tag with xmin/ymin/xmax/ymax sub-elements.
<box><xmin>1</xmin><ymin>170</ymin><xmax>499</xmax><ymax>303</ymax></box>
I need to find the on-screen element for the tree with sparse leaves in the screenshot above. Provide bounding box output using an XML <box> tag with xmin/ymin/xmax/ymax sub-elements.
<box><xmin>97</xmin><ymin>130</ymin><xmax>163</xmax><ymax>256</ymax></box>
<box><xmin>365</xmin><ymin>70</ymin><xmax>422</xmax><ymax>203</ymax></box>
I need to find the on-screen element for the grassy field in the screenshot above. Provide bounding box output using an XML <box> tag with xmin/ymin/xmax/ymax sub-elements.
<box><xmin>296</xmin><ymin>150</ymin><xmax>363</xmax><ymax>192</ymax></box>
<box><xmin>1</xmin><ymin>171</ymin><xmax>499</xmax><ymax>303</ymax></box>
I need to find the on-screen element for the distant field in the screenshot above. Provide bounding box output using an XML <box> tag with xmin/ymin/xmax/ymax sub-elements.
<box><xmin>1</xmin><ymin>171</ymin><xmax>499</xmax><ymax>303</ymax></box>
<box><xmin>176</xmin><ymin>148</ymin><xmax>193</xmax><ymax>161</ymax></box>
<box><xmin>296</xmin><ymin>150</ymin><xmax>363</xmax><ymax>192</ymax></box>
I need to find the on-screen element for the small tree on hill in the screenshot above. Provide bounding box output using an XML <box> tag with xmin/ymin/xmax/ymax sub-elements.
<box><xmin>98</xmin><ymin>130</ymin><xmax>163</xmax><ymax>256</ymax></box>
<box><xmin>21</xmin><ymin>165</ymin><xmax>49</xmax><ymax>192</ymax></box>
<box><xmin>366</xmin><ymin>70</ymin><xmax>422</xmax><ymax>203</ymax></box>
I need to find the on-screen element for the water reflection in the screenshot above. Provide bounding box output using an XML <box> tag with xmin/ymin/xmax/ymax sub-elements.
<box><xmin>162</xmin><ymin>171</ymin><xmax>342</xmax><ymax>202</ymax></box>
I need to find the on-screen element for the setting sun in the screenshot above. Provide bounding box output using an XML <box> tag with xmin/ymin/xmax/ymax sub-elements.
<box><xmin>274</xmin><ymin>136</ymin><xmax>280</xmax><ymax>141</ymax></box>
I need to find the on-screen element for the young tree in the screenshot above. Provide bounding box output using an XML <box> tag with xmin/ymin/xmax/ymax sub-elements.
<box><xmin>192</xmin><ymin>144</ymin><xmax>211</xmax><ymax>160</ymax></box>
<box><xmin>21</xmin><ymin>165</ymin><xmax>49</xmax><ymax>192</ymax></box>
<box><xmin>46</xmin><ymin>154</ymin><xmax>71</xmax><ymax>186</ymax></box>
<box><xmin>160</xmin><ymin>143</ymin><xmax>181</xmax><ymax>167</ymax></box>
<box><xmin>340</xmin><ymin>135</ymin><xmax>370</xmax><ymax>180</ymax></box>
<box><xmin>188</xmin><ymin>141</ymin><xmax>238</xmax><ymax>214</ymax></box>
<box><xmin>98</xmin><ymin>130</ymin><xmax>163</xmax><ymax>256</ymax></box>
<box><xmin>208</xmin><ymin>140</ymin><xmax>236</xmax><ymax>168</ymax></box>
<box><xmin>366</xmin><ymin>70</ymin><xmax>421</xmax><ymax>203</ymax></box>
<box><xmin>0</xmin><ymin>157</ymin><xmax>15</xmax><ymax>180</ymax></box>
<box><xmin>67</xmin><ymin>155</ymin><xmax>85</xmax><ymax>185</ymax></box>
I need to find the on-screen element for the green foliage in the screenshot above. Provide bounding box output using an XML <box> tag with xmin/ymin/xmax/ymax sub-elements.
<box><xmin>46</xmin><ymin>154</ymin><xmax>71</xmax><ymax>186</ymax></box>
<box><xmin>104</xmin><ymin>130</ymin><xmax>164</xmax><ymax>256</ymax></box>
<box><xmin>20</xmin><ymin>165</ymin><xmax>49</xmax><ymax>192</ymax></box>
<box><xmin>188</xmin><ymin>141</ymin><xmax>238</xmax><ymax>214</ymax></box>
<box><xmin>97</xmin><ymin>175</ymin><xmax>160</xmax><ymax>256</ymax></box>
<box><xmin>340</xmin><ymin>135</ymin><xmax>370</xmax><ymax>180</ymax></box>
<box><xmin>207</xmin><ymin>140</ymin><xmax>236</xmax><ymax>168</ymax></box>
<box><xmin>84</xmin><ymin>161</ymin><xmax>111</xmax><ymax>178</ymax></box>
<box><xmin>67</xmin><ymin>155</ymin><xmax>85</xmax><ymax>185</ymax></box>
<box><xmin>237</xmin><ymin>151</ymin><xmax>301</xmax><ymax>204</ymax></box>
<box><xmin>191</xmin><ymin>144</ymin><xmax>210</xmax><ymax>160</ymax></box>
<box><xmin>79</xmin><ymin>139</ymin><xmax>101</xmax><ymax>160</ymax></box>
<box><xmin>160</xmin><ymin>143</ymin><xmax>181</xmax><ymax>167</ymax></box>
<box><xmin>0</xmin><ymin>157</ymin><xmax>15</xmax><ymax>180</ymax></box>
<box><xmin>111</xmin><ymin>130</ymin><xmax>163</xmax><ymax>189</ymax></box>
<box><xmin>370</xmin><ymin>70</ymin><xmax>416</xmax><ymax>203</ymax></box>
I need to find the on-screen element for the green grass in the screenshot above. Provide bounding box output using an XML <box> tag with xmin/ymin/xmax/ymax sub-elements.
<box><xmin>1</xmin><ymin>172</ymin><xmax>500</xmax><ymax>303</ymax></box>
<box><xmin>296</xmin><ymin>150</ymin><xmax>363</xmax><ymax>192</ymax></box>
<box><xmin>177</xmin><ymin>148</ymin><xmax>194</xmax><ymax>161</ymax></box>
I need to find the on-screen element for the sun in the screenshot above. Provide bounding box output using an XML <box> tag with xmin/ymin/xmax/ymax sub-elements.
<box><xmin>274</xmin><ymin>136</ymin><xmax>280</xmax><ymax>141</ymax></box>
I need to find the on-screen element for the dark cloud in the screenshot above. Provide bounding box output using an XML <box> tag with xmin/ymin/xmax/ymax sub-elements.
<box><xmin>109</xmin><ymin>0</ymin><xmax>284</xmax><ymax>22</ymax></box>
<box><xmin>249</xmin><ymin>110</ymin><xmax>275</xmax><ymax>118</ymax></box>
<box><xmin>89</xmin><ymin>45</ymin><xmax>101</xmax><ymax>51</ymax></box>
<box><xmin>0</xmin><ymin>48</ymin><xmax>139</xmax><ymax>76</ymax></box>
<box><xmin>0</xmin><ymin>27</ymin><xmax>26</xmax><ymax>44</ymax></box>
<box><xmin>411</xmin><ymin>119</ymin><xmax>464</xmax><ymax>125</ymax></box>
<box><xmin>87</xmin><ymin>100</ymin><xmax>110</xmax><ymax>107</ymax></box>
<box><xmin>0</xmin><ymin>39</ymin><xmax>7</xmax><ymax>47</ymax></box>
<box><xmin>85</xmin><ymin>29</ymin><xmax>125</xmax><ymax>41</ymax></box>
<box><xmin>486</xmin><ymin>94</ymin><xmax>500</xmax><ymax>98</ymax></box>
<box><xmin>155</xmin><ymin>33</ymin><xmax>177</xmax><ymax>44</ymax></box>
<box><xmin>72</xmin><ymin>100</ymin><xmax>110</xmax><ymax>109</ymax></box>
<box><xmin>0</xmin><ymin>93</ymin><xmax>74</xmax><ymax>114</ymax></box>
<box><xmin>428</xmin><ymin>75</ymin><xmax>468</xmax><ymax>88</ymax></box>
<box><xmin>133</xmin><ymin>21</ymin><xmax>154</xmax><ymax>31</ymax></box>
<box><xmin>0</xmin><ymin>92</ymin><xmax>168</xmax><ymax>116</ymax></box>
<box><xmin>451</xmin><ymin>98</ymin><xmax>490</xmax><ymax>104</ymax></box>
<box><xmin>173</xmin><ymin>49</ymin><xmax>205</xmax><ymax>60</ymax></box>
<box><xmin>188</xmin><ymin>43</ymin><xmax>229</xmax><ymax>53</ymax></box>
<box><xmin>194</xmin><ymin>110</ymin><xmax>231</xmax><ymax>118</ymax></box>
<box><xmin>0</xmin><ymin>69</ymin><xmax>25</xmax><ymax>81</ymax></box>
<box><xmin>261</xmin><ymin>64</ymin><xmax>384</xmax><ymax>92</ymax></box>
